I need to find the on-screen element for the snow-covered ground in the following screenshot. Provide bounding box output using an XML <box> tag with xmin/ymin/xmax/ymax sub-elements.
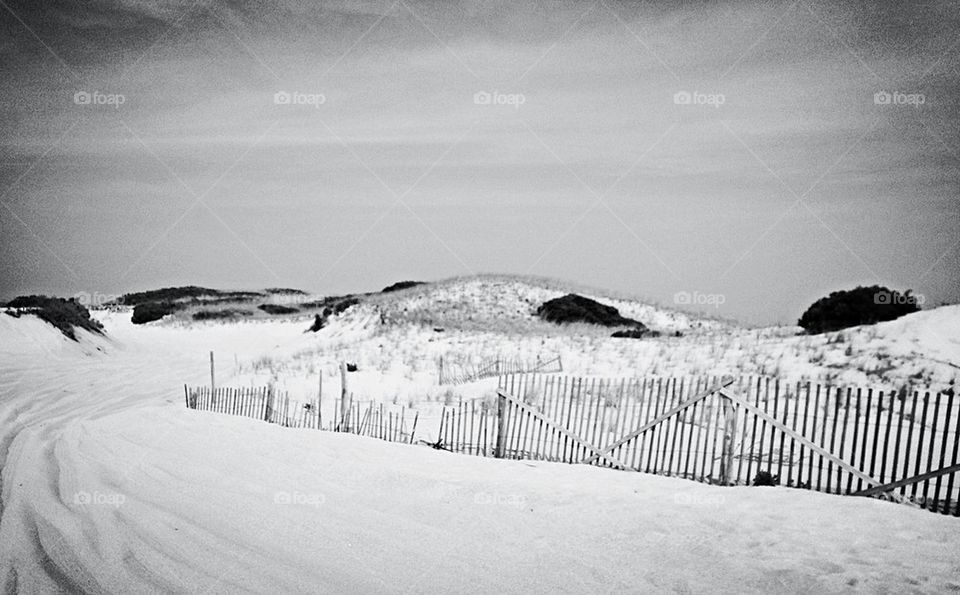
<box><xmin>2</xmin><ymin>276</ymin><xmax>959</xmax><ymax>592</ymax></box>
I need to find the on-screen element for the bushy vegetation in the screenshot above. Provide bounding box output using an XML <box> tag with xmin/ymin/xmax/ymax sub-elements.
<box><xmin>611</xmin><ymin>328</ymin><xmax>660</xmax><ymax>339</ymax></box>
<box><xmin>121</xmin><ymin>286</ymin><xmax>263</xmax><ymax>306</ymax></box>
<box><xmin>300</xmin><ymin>294</ymin><xmax>364</xmax><ymax>310</ymax></box>
<box><xmin>264</xmin><ymin>288</ymin><xmax>306</xmax><ymax>295</ymax></box>
<box><xmin>537</xmin><ymin>294</ymin><xmax>646</xmax><ymax>329</ymax></box>
<box><xmin>123</xmin><ymin>286</ymin><xmax>268</xmax><ymax>324</ymax></box>
<box><xmin>5</xmin><ymin>295</ymin><xmax>104</xmax><ymax>340</ymax></box>
<box><xmin>307</xmin><ymin>315</ymin><xmax>325</xmax><ymax>333</ymax></box>
<box><xmin>753</xmin><ymin>471</ymin><xmax>779</xmax><ymax>486</ymax></box>
<box><xmin>381</xmin><ymin>280</ymin><xmax>424</xmax><ymax>293</ymax></box>
<box><xmin>192</xmin><ymin>308</ymin><xmax>254</xmax><ymax>320</ymax></box>
<box><xmin>257</xmin><ymin>304</ymin><xmax>300</xmax><ymax>315</ymax></box>
<box><xmin>329</xmin><ymin>296</ymin><xmax>360</xmax><ymax>315</ymax></box>
<box><xmin>798</xmin><ymin>286</ymin><xmax>921</xmax><ymax>334</ymax></box>
<box><xmin>305</xmin><ymin>296</ymin><xmax>361</xmax><ymax>332</ymax></box>
<box><xmin>131</xmin><ymin>301</ymin><xmax>180</xmax><ymax>324</ymax></box>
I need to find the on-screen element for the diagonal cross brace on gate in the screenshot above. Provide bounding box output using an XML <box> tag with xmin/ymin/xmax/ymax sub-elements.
<box><xmin>496</xmin><ymin>390</ymin><xmax>635</xmax><ymax>470</ymax></box>
<box><xmin>851</xmin><ymin>462</ymin><xmax>960</xmax><ymax>498</ymax></box>
<box><xmin>576</xmin><ymin>380</ymin><xmax>898</xmax><ymax>499</ymax></box>
<box><xmin>716</xmin><ymin>389</ymin><xmax>896</xmax><ymax>497</ymax></box>
<box><xmin>579</xmin><ymin>378</ymin><xmax>737</xmax><ymax>467</ymax></box>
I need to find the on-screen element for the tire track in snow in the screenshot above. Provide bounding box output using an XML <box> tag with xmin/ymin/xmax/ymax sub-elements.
<box><xmin>0</xmin><ymin>342</ymin><xmax>206</xmax><ymax>591</ymax></box>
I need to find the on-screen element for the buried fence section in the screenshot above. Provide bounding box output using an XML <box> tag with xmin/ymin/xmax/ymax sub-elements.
<box><xmin>186</xmin><ymin>384</ymin><xmax>320</xmax><ymax>427</ymax></box>
<box><xmin>437</xmin><ymin>398</ymin><xmax>499</xmax><ymax>456</ymax></box>
<box><xmin>334</xmin><ymin>399</ymin><xmax>419</xmax><ymax>444</ymax></box>
<box><xmin>435</xmin><ymin>373</ymin><xmax>960</xmax><ymax>515</ymax></box>
<box><xmin>438</xmin><ymin>355</ymin><xmax>563</xmax><ymax>385</ymax></box>
<box><xmin>184</xmin><ymin>385</ymin><xmax>419</xmax><ymax>445</ymax></box>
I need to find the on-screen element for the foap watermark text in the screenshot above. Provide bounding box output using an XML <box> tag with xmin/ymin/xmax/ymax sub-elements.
<box><xmin>474</xmin><ymin>90</ymin><xmax>526</xmax><ymax>108</ymax></box>
<box><xmin>874</xmin><ymin>90</ymin><xmax>925</xmax><ymax>108</ymax></box>
<box><xmin>674</xmin><ymin>291</ymin><xmax>726</xmax><ymax>309</ymax></box>
<box><xmin>674</xmin><ymin>90</ymin><xmax>725</xmax><ymax>108</ymax></box>
<box><xmin>274</xmin><ymin>91</ymin><xmax>326</xmax><ymax>108</ymax></box>
<box><xmin>74</xmin><ymin>490</ymin><xmax>126</xmax><ymax>507</ymax></box>
<box><xmin>74</xmin><ymin>90</ymin><xmax>125</xmax><ymax>109</ymax></box>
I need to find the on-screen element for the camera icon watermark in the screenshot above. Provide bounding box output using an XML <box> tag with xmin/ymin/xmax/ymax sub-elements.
<box><xmin>673</xmin><ymin>90</ymin><xmax>725</xmax><ymax>108</ymax></box>
<box><xmin>73</xmin><ymin>90</ymin><xmax>126</xmax><ymax>109</ymax></box>
<box><xmin>73</xmin><ymin>291</ymin><xmax>123</xmax><ymax>308</ymax></box>
<box><xmin>73</xmin><ymin>490</ymin><xmax>126</xmax><ymax>508</ymax></box>
<box><xmin>874</xmin><ymin>90</ymin><xmax>925</xmax><ymax>108</ymax></box>
<box><xmin>273</xmin><ymin>91</ymin><xmax>326</xmax><ymax>108</ymax></box>
<box><xmin>273</xmin><ymin>490</ymin><xmax>325</xmax><ymax>507</ymax></box>
<box><xmin>674</xmin><ymin>291</ymin><xmax>726</xmax><ymax>309</ymax></box>
<box><xmin>874</xmin><ymin>290</ymin><xmax>924</xmax><ymax>306</ymax></box>
<box><xmin>473</xmin><ymin>90</ymin><xmax>526</xmax><ymax>109</ymax></box>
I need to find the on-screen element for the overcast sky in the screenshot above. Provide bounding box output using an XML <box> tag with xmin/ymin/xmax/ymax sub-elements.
<box><xmin>1</xmin><ymin>0</ymin><xmax>957</xmax><ymax>325</ymax></box>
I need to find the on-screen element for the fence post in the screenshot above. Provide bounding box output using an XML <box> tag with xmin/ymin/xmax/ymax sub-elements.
<box><xmin>317</xmin><ymin>370</ymin><xmax>323</xmax><ymax>430</ymax></box>
<box><xmin>209</xmin><ymin>351</ymin><xmax>216</xmax><ymax>405</ymax></box>
<box><xmin>720</xmin><ymin>392</ymin><xmax>738</xmax><ymax>485</ymax></box>
<box><xmin>438</xmin><ymin>356</ymin><xmax>444</xmax><ymax>384</ymax></box>
<box><xmin>264</xmin><ymin>384</ymin><xmax>274</xmax><ymax>423</ymax></box>
<box><xmin>340</xmin><ymin>362</ymin><xmax>350</xmax><ymax>431</ymax></box>
<box><xmin>494</xmin><ymin>392</ymin><xmax>508</xmax><ymax>459</ymax></box>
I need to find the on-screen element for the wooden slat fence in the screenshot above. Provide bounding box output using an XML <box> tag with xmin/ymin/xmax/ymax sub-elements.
<box><xmin>184</xmin><ymin>385</ymin><xmax>418</xmax><ymax>444</ymax></box>
<box><xmin>438</xmin><ymin>355</ymin><xmax>562</xmax><ymax>385</ymax></box>
<box><xmin>185</xmin><ymin>385</ymin><xmax>320</xmax><ymax>428</ymax></box>
<box><xmin>333</xmin><ymin>399</ymin><xmax>419</xmax><ymax>444</ymax></box>
<box><xmin>437</xmin><ymin>374</ymin><xmax>960</xmax><ymax>516</ymax></box>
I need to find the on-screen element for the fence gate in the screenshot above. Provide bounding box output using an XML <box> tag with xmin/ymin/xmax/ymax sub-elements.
<box><xmin>437</xmin><ymin>374</ymin><xmax>960</xmax><ymax>515</ymax></box>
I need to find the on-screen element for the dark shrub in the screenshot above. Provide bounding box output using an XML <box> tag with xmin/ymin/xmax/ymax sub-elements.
<box><xmin>381</xmin><ymin>280</ymin><xmax>424</xmax><ymax>293</ymax></box>
<box><xmin>192</xmin><ymin>309</ymin><xmax>253</xmax><ymax>320</ymax></box>
<box><xmin>304</xmin><ymin>296</ymin><xmax>361</xmax><ymax>332</ymax></box>
<box><xmin>300</xmin><ymin>294</ymin><xmax>360</xmax><ymax>310</ymax></box>
<box><xmin>537</xmin><ymin>294</ymin><xmax>646</xmax><ymax>329</ymax></box>
<box><xmin>264</xmin><ymin>287</ymin><xmax>307</xmax><ymax>295</ymax></box>
<box><xmin>611</xmin><ymin>328</ymin><xmax>660</xmax><ymax>339</ymax></box>
<box><xmin>331</xmin><ymin>297</ymin><xmax>359</xmax><ymax>315</ymax></box>
<box><xmin>307</xmin><ymin>314</ymin><xmax>325</xmax><ymax>332</ymax></box>
<box><xmin>132</xmin><ymin>301</ymin><xmax>179</xmax><ymax>324</ymax></box>
<box><xmin>257</xmin><ymin>304</ymin><xmax>300</xmax><ymax>315</ymax></box>
<box><xmin>753</xmin><ymin>471</ymin><xmax>779</xmax><ymax>486</ymax></box>
<box><xmin>6</xmin><ymin>295</ymin><xmax>104</xmax><ymax>340</ymax></box>
<box><xmin>346</xmin><ymin>363</ymin><xmax>358</xmax><ymax>372</ymax></box>
<box><xmin>798</xmin><ymin>285</ymin><xmax>921</xmax><ymax>334</ymax></box>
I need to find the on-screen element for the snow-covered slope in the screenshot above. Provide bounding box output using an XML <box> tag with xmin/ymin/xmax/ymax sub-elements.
<box><xmin>0</xmin><ymin>312</ymin><xmax>113</xmax><ymax>359</ymax></box>
<box><xmin>280</xmin><ymin>285</ymin><xmax>960</xmax><ymax>402</ymax></box>
<box><xmin>367</xmin><ymin>274</ymin><xmax>732</xmax><ymax>335</ymax></box>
